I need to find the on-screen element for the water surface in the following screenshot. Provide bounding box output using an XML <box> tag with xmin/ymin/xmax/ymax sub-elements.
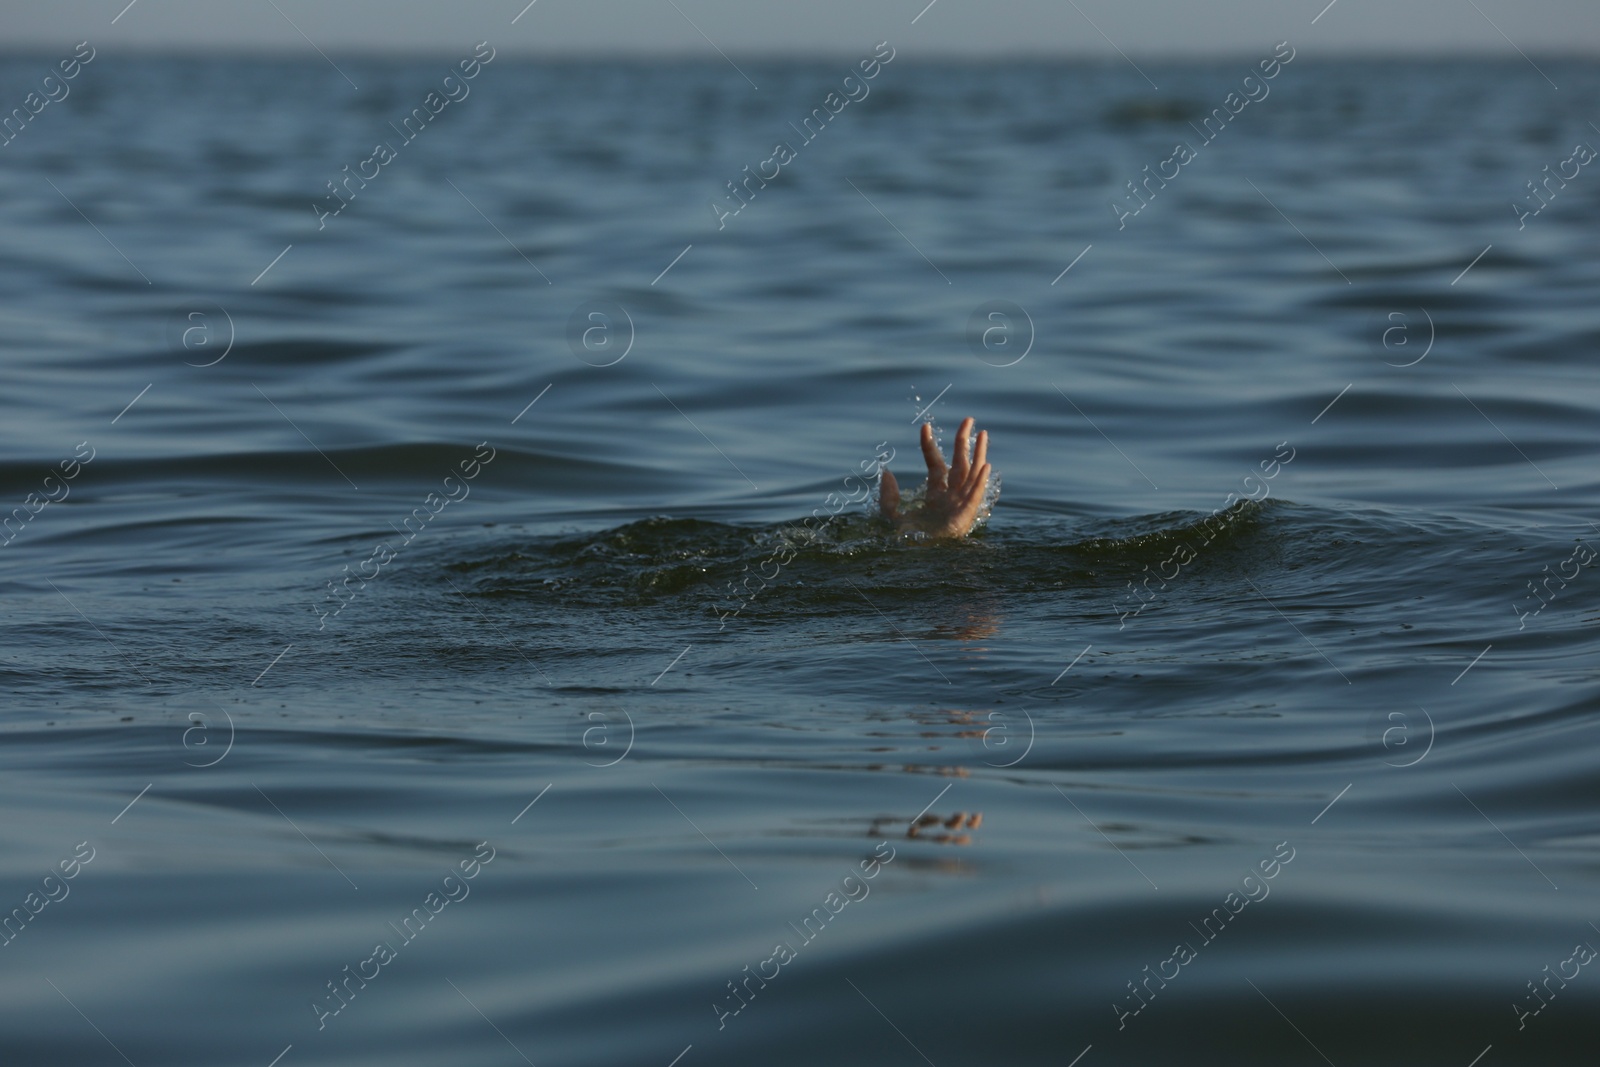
<box><xmin>2</xmin><ymin>45</ymin><xmax>1599</xmax><ymax>1067</ymax></box>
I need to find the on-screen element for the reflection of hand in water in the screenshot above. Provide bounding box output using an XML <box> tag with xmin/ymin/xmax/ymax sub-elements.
<box><xmin>909</xmin><ymin>810</ymin><xmax>982</xmax><ymax>845</ymax></box>
<box><xmin>869</xmin><ymin>808</ymin><xmax>982</xmax><ymax>845</ymax></box>
<box><xmin>879</xmin><ymin>417</ymin><xmax>993</xmax><ymax>539</ymax></box>
<box><xmin>936</xmin><ymin>607</ymin><xmax>1002</xmax><ymax>641</ymax></box>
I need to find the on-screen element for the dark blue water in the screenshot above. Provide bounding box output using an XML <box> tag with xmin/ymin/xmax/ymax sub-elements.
<box><xmin>3</xmin><ymin>40</ymin><xmax>1600</xmax><ymax>1067</ymax></box>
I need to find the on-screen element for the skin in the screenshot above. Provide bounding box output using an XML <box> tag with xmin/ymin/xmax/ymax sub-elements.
<box><xmin>879</xmin><ymin>417</ymin><xmax>992</xmax><ymax>539</ymax></box>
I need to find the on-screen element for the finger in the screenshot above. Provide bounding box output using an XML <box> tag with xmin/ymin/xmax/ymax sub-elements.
<box><xmin>956</xmin><ymin>463</ymin><xmax>991</xmax><ymax>532</ymax></box>
<box><xmin>965</xmin><ymin>462</ymin><xmax>990</xmax><ymax>502</ymax></box>
<box><xmin>951</xmin><ymin>417</ymin><xmax>973</xmax><ymax>485</ymax></box>
<box><xmin>920</xmin><ymin>423</ymin><xmax>947</xmax><ymax>490</ymax></box>
<box><xmin>953</xmin><ymin>431</ymin><xmax>987</xmax><ymax>498</ymax></box>
<box><xmin>879</xmin><ymin>468</ymin><xmax>900</xmax><ymax>519</ymax></box>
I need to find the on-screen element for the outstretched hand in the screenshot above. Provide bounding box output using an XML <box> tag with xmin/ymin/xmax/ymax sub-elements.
<box><xmin>879</xmin><ymin>417</ymin><xmax>993</xmax><ymax>539</ymax></box>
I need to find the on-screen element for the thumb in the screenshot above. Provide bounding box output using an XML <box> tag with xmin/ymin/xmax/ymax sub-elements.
<box><xmin>879</xmin><ymin>468</ymin><xmax>900</xmax><ymax>519</ymax></box>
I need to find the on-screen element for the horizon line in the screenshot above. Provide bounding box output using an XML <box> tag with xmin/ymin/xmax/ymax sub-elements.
<box><xmin>1</xmin><ymin>45</ymin><xmax>1596</xmax><ymax>60</ymax></box>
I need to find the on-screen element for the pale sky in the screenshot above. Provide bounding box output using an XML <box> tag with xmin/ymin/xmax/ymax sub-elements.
<box><xmin>1</xmin><ymin>0</ymin><xmax>1595</xmax><ymax>55</ymax></box>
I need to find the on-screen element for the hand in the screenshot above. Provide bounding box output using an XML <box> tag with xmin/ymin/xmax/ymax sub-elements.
<box><xmin>879</xmin><ymin>417</ymin><xmax>993</xmax><ymax>538</ymax></box>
